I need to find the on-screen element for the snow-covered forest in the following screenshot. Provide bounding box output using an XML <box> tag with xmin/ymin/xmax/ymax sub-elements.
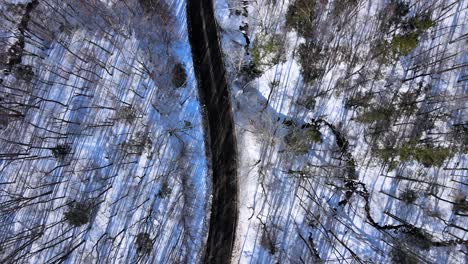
<box><xmin>0</xmin><ymin>0</ymin><xmax>210</xmax><ymax>263</ymax></box>
<box><xmin>1</xmin><ymin>0</ymin><xmax>467</xmax><ymax>263</ymax></box>
<box><xmin>214</xmin><ymin>0</ymin><xmax>467</xmax><ymax>263</ymax></box>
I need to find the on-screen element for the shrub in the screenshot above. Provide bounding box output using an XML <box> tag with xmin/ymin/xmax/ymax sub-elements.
<box><xmin>375</xmin><ymin>147</ymin><xmax>395</xmax><ymax>163</ymax></box>
<box><xmin>123</xmin><ymin>132</ymin><xmax>152</xmax><ymax>155</ymax></box>
<box><xmin>284</xmin><ymin>131</ymin><xmax>310</xmax><ymax>153</ymax></box>
<box><xmin>260</xmin><ymin>229</ymin><xmax>276</xmax><ymax>255</ymax></box>
<box><xmin>390</xmin><ymin>245</ymin><xmax>418</xmax><ymax>264</ymax></box>
<box><xmin>184</xmin><ymin>120</ymin><xmax>192</xmax><ymax>128</ymax></box>
<box><xmin>377</xmin><ymin>144</ymin><xmax>452</xmax><ymax>168</ymax></box>
<box><xmin>297</xmin><ymin>95</ymin><xmax>316</xmax><ymax>110</ymax></box>
<box><xmin>172</xmin><ymin>63</ymin><xmax>187</xmax><ymax>88</ymax></box>
<box><xmin>51</xmin><ymin>144</ymin><xmax>72</xmax><ymax>160</ymax></box>
<box><xmin>404</xmin><ymin>228</ymin><xmax>433</xmax><ymax>250</ymax></box>
<box><xmin>345</xmin><ymin>92</ymin><xmax>373</xmax><ymax>109</ymax></box>
<box><xmin>379</xmin><ymin>0</ymin><xmax>410</xmax><ymax>32</ymax></box>
<box><xmin>404</xmin><ymin>14</ymin><xmax>436</xmax><ymax>33</ymax></box>
<box><xmin>157</xmin><ymin>182</ymin><xmax>172</xmax><ymax>199</ymax></box>
<box><xmin>355</xmin><ymin>104</ymin><xmax>395</xmax><ymax>123</ymax></box>
<box><xmin>240</xmin><ymin>62</ymin><xmax>263</xmax><ymax>79</ymax></box>
<box><xmin>401</xmin><ymin>146</ymin><xmax>451</xmax><ymax>167</ymax></box>
<box><xmin>400</xmin><ymin>189</ymin><xmax>418</xmax><ymax>204</ymax></box>
<box><xmin>452</xmin><ymin>194</ymin><xmax>468</xmax><ymax>213</ymax></box>
<box><xmin>116</xmin><ymin>106</ymin><xmax>137</xmax><ymax>123</ymax></box>
<box><xmin>304</xmin><ymin>97</ymin><xmax>316</xmax><ymax>110</ymax></box>
<box><xmin>15</xmin><ymin>64</ymin><xmax>34</xmax><ymax>81</ymax></box>
<box><xmin>370</xmin><ymin>39</ymin><xmax>393</xmax><ymax>64</ymax></box>
<box><xmin>451</xmin><ymin>125</ymin><xmax>468</xmax><ymax>152</ymax></box>
<box><xmin>136</xmin><ymin>233</ymin><xmax>153</xmax><ymax>255</ymax></box>
<box><xmin>297</xmin><ymin>42</ymin><xmax>325</xmax><ymax>84</ymax></box>
<box><xmin>139</xmin><ymin>0</ymin><xmax>154</xmax><ymax>10</ymax></box>
<box><xmin>251</xmin><ymin>34</ymin><xmax>286</xmax><ymax>73</ymax></box>
<box><xmin>387</xmin><ymin>160</ymin><xmax>400</xmax><ymax>171</ymax></box>
<box><xmin>284</xmin><ymin>123</ymin><xmax>322</xmax><ymax>153</ymax></box>
<box><xmin>389</xmin><ymin>13</ymin><xmax>435</xmax><ymax>56</ymax></box>
<box><xmin>64</xmin><ymin>201</ymin><xmax>92</xmax><ymax>227</ymax></box>
<box><xmin>391</xmin><ymin>33</ymin><xmax>419</xmax><ymax>56</ymax></box>
<box><xmin>304</xmin><ymin>123</ymin><xmax>323</xmax><ymax>144</ymax></box>
<box><xmin>285</xmin><ymin>0</ymin><xmax>316</xmax><ymax>38</ymax></box>
<box><xmin>0</xmin><ymin>111</ymin><xmax>9</xmax><ymax>129</ymax></box>
<box><xmin>139</xmin><ymin>0</ymin><xmax>167</xmax><ymax>14</ymax></box>
<box><xmin>7</xmin><ymin>40</ymin><xmax>24</xmax><ymax>67</ymax></box>
<box><xmin>331</xmin><ymin>0</ymin><xmax>359</xmax><ymax>17</ymax></box>
<box><xmin>391</xmin><ymin>1</ymin><xmax>410</xmax><ymax>19</ymax></box>
<box><xmin>398</xmin><ymin>91</ymin><xmax>419</xmax><ymax>115</ymax></box>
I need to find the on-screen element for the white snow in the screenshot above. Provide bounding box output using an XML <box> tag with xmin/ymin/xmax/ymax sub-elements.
<box><xmin>0</xmin><ymin>0</ymin><xmax>210</xmax><ymax>263</ymax></box>
<box><xmin>215</xmin><ymin>0</ymin><xmax>468</xmax><ymax>263</ymax></box>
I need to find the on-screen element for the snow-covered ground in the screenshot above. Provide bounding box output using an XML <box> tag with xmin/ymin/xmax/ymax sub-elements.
<box><xmin>0</xmin><ymin>0</ymin><xmax>210</xmax><ymax>263</ymax></box>
<box><xmin>214</xmin><ymin>0</ymin><xmax>467</xmax><ymax>263</ymax></box>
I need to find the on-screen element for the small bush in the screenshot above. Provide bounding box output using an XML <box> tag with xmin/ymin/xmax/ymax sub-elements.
<box><xmin>139</xmin><ymin>0</ymin><xmax>168</xmax><ymax>14</ymax></box>
<box><xmin>451</xmin><ymin>125</ymin><xmax>468</xmax><ymax>152</ymax></box>
<box><xmin>331</xmin><ymin>0</ymin><xmax>359</xmax><ymax>17</ymax></box>
<box><xmin>64</xmin><ymin>201</ymin><xmax>92</xmax><ymax>227</ymax></box>
<box><xmin>379</xmin><ymin>0</ymin><xmax>410</xmax><ymax>32</ymax></box>
<box><xmin>404</xmin><ymin>228</ymin><xmax>433</xmax><ymax>250</ymax></box>
<box><xmin>377</xmin><ymin>144</ymin><xmax>452</xmax><ymax>168</ymax></box>
<box><xmin>139</xmin><ymin>0</ymin><xmax>155</xmax><ymax>10</ymax></box>
<box><xmin>297</xmin><ymin>42</ymin><xmax>325</xmax><ymax>84</ymax></box>
<box><xmin>370</xmin><ymin>40</ymin><xmax>393</xmax><ymax>64</ymax></box>
<box><xmin>390</xmin><ymin>245</ymin><xmax>419</xmax><ymax>264</ymax></box>
<box><xmin>251</xmin><ymin>34</ymin><xmax>286</xmax><ymax>73</ymax></box>
<box><xmin>285</xmin><ymin>0</ymin><xmax>316</xmax><ymax>38</ymax></box>
<box><xmin>403</xmin><ymin>14</ymin><xmax>436</xmax><ymax>33</ymax></box>
<box><xmin>172</xmin><ymin>63</ymin><xmax>187</xmax><ymax>88</ymax></box>
<box><xmin>0</xmin><ymin>111</ymin><xmax>9</xmax><ymax>129</ymax></box>
<box><xmin>345</xmin><ymin>92</ymin><xmax>373</xmax><ymax>109</ymax></box>
<box><xmin>51</xmin><ymin>144</ymin><xmax>72</xmax><ymax>160</ymax></box>
<box><xmin>400</xmin><ymin>145</ymin><xmax>451</xmax><ymax>167</ymax></box>
<box><xmin>355</xmin><ymin>104</ymin><xmax>395</xmax><ymax>123</ymax></box>
<box><xmin>304</xmin><ymin>123</ymin><xmax>323</xmax><ymax>144</ymax></box>
<box><xmin>376</xmin><ymin>147</ymin><xmax>395</xmax><ymax>163</ymax></box>
<box><xmin>157</xmin><ymin>182</ymin><xmax>172</xmax><ymax>199</ymax></box>
<box><xmin>240</xmin><ymin>62</ymin><xmax>263</xmax><ymax>79</ymax></box>
<box><xmin>388</xmin><ymin>13</ymin><xmax>435</xmax><ymax>57</ymax></box>
<box><xmin>400</xmin><ymin>189</ymin><xmax>418</xmax><ymax>204</ymax></box>
<box><xmin>136</xmin><ymin>232</ymin><xmax>153</xmax><ymax>255</ymax></box>
<box><xmin>387</xmin><ymin>160</ymin><xmax>400</xmax><ymax>171</ymax></box>
<box><xmin>284</xmin><ymin>131</ymin><xmax>310</xmax><ymax>153</ymax></box>
<box><xmin>284</xmin><ymin>123</ymin><xmax>322</xmax><ymax>153</ymax></box>
<box><xmin>391</xmin><ymin>1</ymin><xmax>410</xmax><ymax>19</ymax></box>
<box><xmin>7</xmin><ymin>40</ymin><xmax>24</xmax><ymax>67</ymax></box>
<box><xmin>184</xmin><ymin>120</ymin><xmax>192</xmax><ymax>128</ymax></box>
<box><xmin>123</xmin><ymin>132</ymin><xmax>152</xmax><ymax>155</ymax></box>
<box><xmin>398</xmin><ymin>91</ymin><xmax>419</xmax><ymax>115</ymax></box>
<box><xmin>15</xmin><ymin>64</ymin><xmax>34</xmax><ymax>81</ymax></box>
<box><xmin>260</xmin><ymin>229</ymin><xmax>276</xmax><ymax>255</ymax></box>
<box><xmin>391</xmin><ymin>33</ymin><xmax>419</xmax><ymax>56</ymax></box>
<box><xmin>297</xmin><ymin>95</ymin><xmax>316</xmax><ymax>110</ymax></box>
<box><xmin>452</xmin><ymin>194</ymin><xmax>468</xmax><ymax>213</ymax></box>
<box><xmin>116</xmin><ymin>106</ymin><xmax>137</xmax><ymax>123</ymax></box>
